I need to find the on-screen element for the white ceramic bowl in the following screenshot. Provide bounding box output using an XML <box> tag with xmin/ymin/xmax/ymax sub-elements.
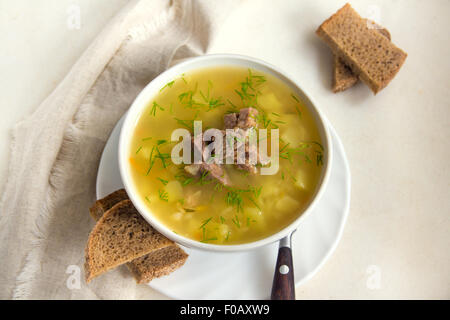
<box><xmin>119</xmin><ymin>54</ymin><xmax>332</xmax><ymax>252</ymax></box>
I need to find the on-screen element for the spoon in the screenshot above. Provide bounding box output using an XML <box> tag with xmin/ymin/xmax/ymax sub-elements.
<box><xmin>271</xmin><ymin>230</ymin><xmax>296</xmax><ymax>300</ymax></box>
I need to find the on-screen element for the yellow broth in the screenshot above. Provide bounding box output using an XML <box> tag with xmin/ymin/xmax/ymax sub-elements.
<box><xmin>128</xmin><ymin>66</ymin><xmax>324</xmax><ymax>244</ymax></box>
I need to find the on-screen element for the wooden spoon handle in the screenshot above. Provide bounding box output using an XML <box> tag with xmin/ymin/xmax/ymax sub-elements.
<box><xmin>271</xmin><ymin>246</ymin><xmax>295</xmax><ymax>300</ymax></box>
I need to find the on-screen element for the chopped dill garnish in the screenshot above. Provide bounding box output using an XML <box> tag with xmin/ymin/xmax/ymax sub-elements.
<box><xmin>207</xmin><ymin>97</ymin><xmax>225</xmax><ymax>111</ymax></box>
<box><xmin>306</xmin><ymin>141</ymin><xmax>324</xmax><ymax>151</ymax></box>
<box><xmin>160</xmin><ymin>80</ymin><xmax>175</xmax><ymax>92</ymax></box>
<box><xmin>223</xmin><ymin>185</ymin><xmax>263</xmax><ymax>213</ymax></box>
<box><xmin>231</xmin><ymin>215</ymin><xmax>241</xmax><ymax>228</ymax></box>
<box><xmin>142</xmin><ymin>137</ymin><xmax>152</xmax><ymax>141</ymax></box>
<box><xmin>220</xmin><ymin>216</ymin><xmax>226</xmax><ymax>224</ymax></box>
<box><xmin>174</xmin><ymin>118</ymin><xmax>194</xmax><ymax>132</ymax></box>
<box><xmin>316</xmin><ymin>153</ymin><xmax>324</xmax><ymax>166</ymax></box>
<box><xmin>280</xmin><ymin>142</ymin><xmax>290</xmax><ymax>153</ymax></box>
<box><xmin>214</xmin><ymin>182</ymin><xmax>223</xmax><ymax>192</ymax></box>
<box><xmin>304</xmin><ymin>154</ymin><xmax>312</xmax><ymax>164</ymax></box>
<box><xmin>156</xmin><ymin>139</ymin><xmax>168</xmax><ymax>145</ymax></box>
<box><xmin>199</xmin><ymin>91</ymin><xmax>208</xmax><ymax>103</ymax></box>
<box><xmin>197</xmin><ymin>170</ymin><xmax>213</xmax><ymax>185</ymax></box>
<box><xmin>249</xmin><ymin>186</ymin><xmax>262</xmax><ymax>199</ymax></box>
<box><xmin>150</xmin><ymin>101</ymin><xmax>165</xmax><ymax>116</ymax></box>
<box><xmin>226</xmin><ymin>189</ymin><xmax>244</xmax><ymax>213</ymax></box>
<box><xmin>225</xmin><ymin>231</ymin><xmax>231</xmax><ymax>241</ymax></box>
<box><xmin>145</xmin><ymin>196</ymin><xmax>151</xmax><ymax>203</ymax></box>
<box><xmin>284</xmin><ymin>167</ymin><xmax>297</xmax><ymax>182</ymax></box>
<box><xmin>272</xmin><ymin>112</ymin><xmax>281</xmax><ymax>117</ymax></box>
<box><xmin>135</xmin><ymin>146</ymin><xmax>142</xmax><ymax>154</ymax></box>
<box><xmin>227</xmin><ymin>99</ymin><xmax>239</xmax><ymax>110</ymax></box>
<box><xmin>182</xmin><ymin>177</ymin><xmax>194</xmax><ymax>186</ymax></box>
<box><xmin>279</xmin><ymin>141</ymin><xmax>323</xmax><ymax>166</ymax></box>
<box><xmin>256</xmin><ymin>112</ymin><xmax>278</xmax><ymax>129</ymax></box>
<box><xmin>199</xmin><ymin>217</ymin><xmax>213</xmax><ymax>229</ymax></box>
<box><xmin>248</xmin><ymin>197</ymin><xmax>261</xmax><ymax>211</ymax></box>
<box><xmin>178</xmin><ymin>82</ymin><xmax>205</xmax><ymax>109</ymax></box>
<box><xmin>184</xmin><ymin>208</ymin><xmax>196</xmax><ymax>212</ymax></box>
<box><xmin>175</xmin><ymin>170</ymin><xmax>195</xmax><ymax>186</ymax></box>
<box><xmin>290</xmin><ymin>94</ymin><xmax>302</xmax><ymax>118</ymax></box>
<box><xmin>201</xmin><ymin>236</ymin><xmax>218</xmax><ymax>243</ymax></box>
<box><xmin>178</xmin><ymin>92</ymin><xmax>190</xmax><ymax>102</ymax></box>
<box><xmin>294</xmin><ymin>105</ymin><xmax>302</xmax><ymax>119</ymax></box>
<box><xmin>198</xmin><ymin>80</ymin><xmax>225</xmax><ymax>111</ymax></box>
<box><xmin>157</xmin><ymin>177</ymin><xmax>168</xmax><ymax>185</ymax></box>
<box><xmin>181</xmin><ymin>73</ymin><xmax>187</xmax><ymax>84</ymax></box>
<box><xmin>234</xmin><ymin>69</ymin><xmax>266</xmax><ymax>108</ymax></box>
<box><xmin>158</xmin><ymin>189</ymin><xmax>169</xmax><ymax>202</ymax></box>
<box><xmin>154</xmin><ymin>146</ymin><xmax>170</xmax><ymax>168</ymax></box>
<box><xmin>146</xmin><ymin>146</ymin><xmax>156</xmax><ymax>175</ymax></box>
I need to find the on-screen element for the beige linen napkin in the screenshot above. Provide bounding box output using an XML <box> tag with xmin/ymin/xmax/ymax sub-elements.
<box><xmin>0</xmin><ymin>0</ymin><xmax>239</xmax><ymax>299</ymax></box>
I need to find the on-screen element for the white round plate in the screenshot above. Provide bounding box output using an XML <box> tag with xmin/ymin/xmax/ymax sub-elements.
<box><xmin>96</xmin><ymin>115</ymin><xmax>351</xmax><ymax>300</ymax></box>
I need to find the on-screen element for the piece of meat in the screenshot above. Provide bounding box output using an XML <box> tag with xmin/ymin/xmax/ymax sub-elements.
<box><xmin>183</xmin><ymin>108</ymin><xmax>260</xmax><ymax>183</ymax></box>
<box><xmin>184</xmin><ymin>162</ymin><xmax>230</xmax><ymax>186</ymax></box>
<box><xmin>223</xmin><ymin>108</ymin><xmax>258</xmax><ymax>129</ymax></box>
<box><xmin>237</xmin><ymin>108</ymin><xmax>258</xmax><ymax>129</ymax></box>
<box><xmin>235</xmin><ymin>131</ymin><xmax>258</xmax><ymax>174</ymax></box>
<box><xmin>224</xmin><ymin>113</ymin><xmax>238</xmax><ymax>129</ymax></box>
<box><xmin>201</xmin><ymin>163</ymin><xmax>231</xmax><ymax>186</ymax></box>
<box><xmin>236</xmin><ymin>163</ymin><xmax>258</xmax><ymax>174</ymax></box>
<box><xmin>184</xmin><ymin>135</ymin><xmax>231</xmax><ymax>186</ymax></box>
<box><xmin>222</xmin><ymin>108</ymin><xmax>259</xmax><ymax>174</ymax></box>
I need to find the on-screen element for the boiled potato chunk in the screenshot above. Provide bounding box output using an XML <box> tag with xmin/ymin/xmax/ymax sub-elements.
<box><xmin>220</xmin><ymin>206</ymin><xmax>234</xmax><ymax>219</ymax></box>
<box><xmin>171</xmin><ymin>212</ymin><xmax>183</xmax><ymax>221</ymax></box>
<box><xmin>245</xmin><ymin>207</ymin><xmax>267</xmax><ymax>230</ymax></box>
<box><xmin>217</xmin><ymin>223</ymin><xmax>230</xmax><ymax>241</ymax></box>
<box><xmin>281</xmin><ymin>126</ymin><xmax>306</xmax><ymax>146</ymax></box>
<box><xmin>166</xmin><ymin>180</ymin><xmax>183</xmax><ymax>202</ymax></box>
<box><xmin>275</xmin><ymin>195</ymin><xmax>300</xmax><ymax>212</ymax></box>
<box><xmin>283</xmin><ymin>114</ymin><xmax>301</xmax><ymax>126</ymax></box>
<box><xmin>260</xmin><ymin>185</ymin><xmax>280</xmax><ymax>200</ymax></box>
<box><xmin>258</xmin><ymin>92</ymin><xmax>282</xmax><ymax>113</ymax></box>
<box><xmin>246</xmin><ymin>207</ymin><xmax>262</xmax><ymax>221</ymax></box>
<box><xmin>295</xmin><ymin>170</ymin><xmax>309</xmax><ymax>190</ymax></box>
<box><xmin>185</xmin><ymin>190</ymin><xmax>202</xmax><ymax>207</ymax></box>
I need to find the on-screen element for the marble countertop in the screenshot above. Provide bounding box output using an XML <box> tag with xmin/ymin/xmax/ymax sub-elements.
<box><xmin>1</xmin><ymin>0</ymin><xmax>448</xmax><ymax>299</ymax></box>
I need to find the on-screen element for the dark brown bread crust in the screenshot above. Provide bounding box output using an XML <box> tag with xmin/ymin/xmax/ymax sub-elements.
<box><xmin>85</xmin><ymin>200</ymin><xmax>174</xmax><ymax>282</ymax></box>
<box><xmin>128</xmin><ymin>246</ymin><xmax>188</xmax><ymax>284</ymax></box>
<box><xmin>332</xmin><ymin>57</ymin><xmax>359</xmax><ymax>93</ymax></box>
<box><xmin>88</xmin><ymin>191</ymin><xmax>188</xmax><ymax>283</ymax></box>
<box><xmin>89</xmin><ymin>189</ymin><xmax>128</xmax><ymax>220</ymax></box>
<box><xmin>332</xmin><ymin>20</ymin><xmax>392</xmax><ymax>93</ymax></box>
<box><xmin>317</xmin><ymin>3</ymin><xmax>407</xmax><ymax>94</ymax></box>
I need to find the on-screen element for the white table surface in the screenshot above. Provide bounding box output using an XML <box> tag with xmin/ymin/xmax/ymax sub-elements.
<box><xmin>1</xmin><ymin>0</ymin><xmax>449</xmax><ymax>299</ymax></box>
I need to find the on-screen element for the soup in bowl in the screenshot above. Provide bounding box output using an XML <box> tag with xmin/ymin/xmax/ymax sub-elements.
<box><xmin>119</xmin><ymin>55</ymin><xmax>332</xmax><ymax>251</ymax></box>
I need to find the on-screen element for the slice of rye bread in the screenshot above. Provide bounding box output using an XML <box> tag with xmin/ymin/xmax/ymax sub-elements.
<box><xmin>333</xmin><ymin>20</ymin><xmax>391</xmax><ymax>93</ymax></box>
<box><xmin>88</xmin><ymin>190</ymin><xmax>188</xmax><ymax>283</ymax></box>
<box><xmin>89</xmin><ymin>189</ymin><xmax>128</xmax><ymax>221</ymax></box>
<box><xmin>317</xmin><ymin>3</ymin><xmax>407</xmax><ymax>94</ymax></box>
<box><xmin>127</xmin><ymin>245</ymin><xmax>188</xmax><ymax>284</ymax></box>
<box><xmin>85</xmin><ymin>199</ymin><xmax>175</xmax><ymax>282</ymax></box>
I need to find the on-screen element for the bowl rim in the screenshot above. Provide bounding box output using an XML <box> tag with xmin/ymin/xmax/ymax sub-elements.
<box><xmin>119</xmin><ymin>53</ymin><xmax>333</xmax><ymax>252</ymax></box>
